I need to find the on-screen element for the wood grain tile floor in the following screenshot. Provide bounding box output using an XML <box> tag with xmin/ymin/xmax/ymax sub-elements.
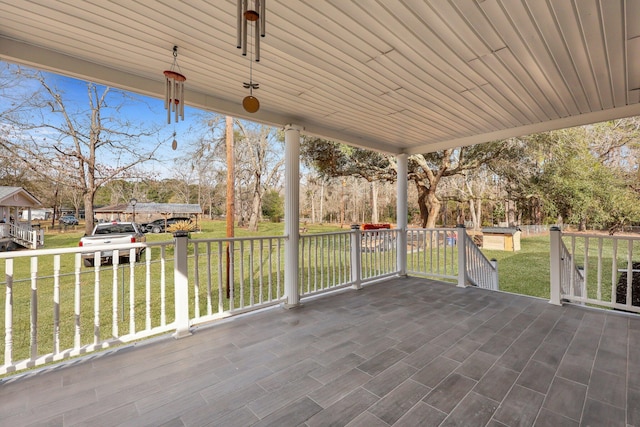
<box><xmin>2</xmin><ymin>277</ymin><xmax>639</xmax><ymax>426</ymax></box>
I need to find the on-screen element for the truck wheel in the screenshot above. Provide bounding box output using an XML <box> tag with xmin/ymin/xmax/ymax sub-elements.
<box><xmin>152</xmin><ymin>226</ymin><xmax>162</xmax><ymax>233</ymax></box>
<box><xmin>84</xmin><ymin>258</ymin><xmax>94</xmax><ymax>268</ymax></box>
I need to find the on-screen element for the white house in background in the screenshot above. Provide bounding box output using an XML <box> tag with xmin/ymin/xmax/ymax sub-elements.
<box><xmin>20</xmin><ymin>208</ymin><xmax>52</xmax><ymax>221</ymax></box>
<box><xmin>0</xmin><ymin>186</ymin><xmax>45</xmax><ymax>250</ymax></box>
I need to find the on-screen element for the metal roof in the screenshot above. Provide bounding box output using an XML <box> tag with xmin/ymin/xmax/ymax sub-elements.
<box><xmin>124</xmin><ymin>203</ymin><xmax>202</xmax><ymax>215</ymax></box>
<box><xmin>1</xmin><ymin>1</ymin><xmax>639</xmax><ymax>154</ymax></box>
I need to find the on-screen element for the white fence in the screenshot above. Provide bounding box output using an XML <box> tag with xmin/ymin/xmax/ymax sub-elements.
<box><xmin>1</xmin><ymin>226</ymin><xmax>495</xmax><ymax>375</ymax></box>
<box><xmin>550</xmin><ymin>228</ymin><xmax>640</xmax><ymax>312</ymax></box>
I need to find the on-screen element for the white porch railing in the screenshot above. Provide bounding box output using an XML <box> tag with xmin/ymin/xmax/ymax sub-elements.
<box><xmin>190</xmin><ymin>235</ymin><xmax>286</xmax><ymax>324</ymax></box>
<box><xmin>464</xmin><ymin>232</ymin><xmax>499</xmax><ymax>290</ymax></box>
<box><xmin>1</xmin><ymin>226</ymin><xmax>496</xmax><ymax>375</ymax></box>
<box><xmin>550</xmin><ymin>227</ymin><xmax>640</xmax><ymax>312</ymax></box>
<box><xmin>407</xmin><ymin>226</ymin><xmax>498</xmax><ymax>290</ymax></box>
<box><xmin>407</xmin><ymin>227</ymin><xmax>458</xmax><ymax>281</ymax></box>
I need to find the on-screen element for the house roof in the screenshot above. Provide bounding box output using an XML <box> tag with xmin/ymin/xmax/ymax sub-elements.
<box><xmin>1</xmin><ymin>2</ymin><xmax>639</xmax><ymax>154</ymax></box>
<box><xmin>126</xmin><ymin>203</ymin><xmax>202</xmax><ymax>215</ymax></box>
<box><xmin>0</xmin><ymin>186</ymin><xmax>42</xmax><ymax>208</ymax></box>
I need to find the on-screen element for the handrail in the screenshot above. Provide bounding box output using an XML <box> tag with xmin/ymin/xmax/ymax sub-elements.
<box><xmin>464</xmin><ymin>232</ymin><xmax>499</xmax><ymax>290</ymax></box>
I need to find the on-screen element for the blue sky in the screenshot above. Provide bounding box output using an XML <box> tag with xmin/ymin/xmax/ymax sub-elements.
<box><xmin>1</xmin><ymin>62</ymin><xmax>213</xmax><ymax>177</ymax></box>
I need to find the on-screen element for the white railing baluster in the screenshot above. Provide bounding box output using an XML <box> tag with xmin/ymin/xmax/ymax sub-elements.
<box><xmin>74</xmin><ymin>254</ymin><xmax>81</xmax><ymax>351</ymax></box>
<box><xmin>5</xmin><ymin>259</ymin><xmax>13</xmax><ymax>367</ymax></box>
<box><xmin>30</xmin><ymin>257</ymin><xmax>38</xmax><ymax>362</ymax></box>
<box><xmin>112</xmin><ymin>255</ymin><xmax>119</xmax><ymax>337</ymax></box>
<box><xmin>193</xmin><ymin>243</ymin><xmax>200</xmax><ymax>318</ymax></box>
<box><xmin>95</xmin><ymin>253</ymin><xmax>105</xmax><ymax>346</ymax></box>
<box><xmin>611</xmin><ymin>239</ymin><xmax>618</xmax><ymax>304</ymax></box>
<box><xmin>206</xmin><ymin>242</ymin><xmax>212</xmax><ymax>316</ymax></box>
<box><xmin>128</xmin><ymin>253</ymin><xmax>135</xmax><ymax>335</ymax></box>
<box><xmin>217</xmin><ymin>241</ymin><xmax>224</xmax><ymax>314</ymax></box>
<box><xmin>249</xmin><ymin>239</ymin><xmax>254</xmax><ymax>306</ymax></box>
<box><xmin>597</xmin><ymin>238</ymin><xmax>603</xmax><ymax>301</ymax></box>
<box><xmin>139</xmin><ymin>247</ymin><xmax>149</xmax><ymax>331</ymax></box>
<box><xmin>627</xmin><ymin>239</ymin><xmax>633</xmax><ymax>310</ymax></box>
<box><xmin>53</xmin><ymin>255</ymin><xmax>60</xmax><ymax>355</ymax></box>
<box><xmin>258</xmin><ymin>240</ymin><xmax>264</xmax><ymax>304</ymax></box>
<box><xmin>229</xmin><ymin>241</ymin><xmax>235</xmax><ymax>311</ymax></box>
<box><xmin>160</xmin><ymin>246</ymin><xmax>167</xmax><ymax>326</ymax></box>
<box><xmin>238</xmin><ymin>240</ymin><xmax>245</xmax><ymax>308</ymax></box>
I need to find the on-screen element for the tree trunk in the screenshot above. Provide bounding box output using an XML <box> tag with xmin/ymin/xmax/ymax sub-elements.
<box><xmin>371</xmin><ymin>181</ymin><xmax>379</xmax><ymax>223</ymax></box>
<box><xmin>415</xmin><ymin>181</ymin><xmax>441</xmax><ymax>228</ymax></box>
<box><xmin>319</xmin><ymin>182</ymin><xmax>324</xmax><ymax>224</ymax></box>
<box><xmin>83</xmin><ymin>192</ymin><xmax>94</xmax><ymax>235</ymax></box>
<box><xmin>248</xmin><ymin>174</ymin><xmax>262</xmax><ymax>232</ymax></box>
<box><xmin>469</xmin><ymin>199</ymin><xmax>478</xmax><ymax>230</ymax></box>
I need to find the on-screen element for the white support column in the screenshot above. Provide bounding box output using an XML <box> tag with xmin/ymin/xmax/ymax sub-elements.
<box><xmin>549</xmin><ymin>226</ymin><xmax>562</xmax><ymax>305</ymax></box>
<box><xmin>457</xmin><ymin>224</ymin><xmax>468</xmax><ymax>288</ymax></box>
<box><xmin>173</xmin><ymin>231</ymin><xmax>192</xmax><ymax>338</ymax></box>
<box><xmin>396</xmin><ymin>154</ymin><xmax>408</xmax><ymax>277</ymax></box>
<box><xmin>350</xmin><ymin>224</ymin><xmax>362</xmax><ymax>289</ymax></box>
<box><xmin>284</xmin><ymin>124</ymin><xmax>302</xmax><ymax>309</ymax></box>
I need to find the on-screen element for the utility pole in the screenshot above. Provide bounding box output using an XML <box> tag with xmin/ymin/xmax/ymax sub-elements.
<box><xmin>226</xmin><ymin>116</ymin><xmax>234</xmax><ymax>299</ymax></box>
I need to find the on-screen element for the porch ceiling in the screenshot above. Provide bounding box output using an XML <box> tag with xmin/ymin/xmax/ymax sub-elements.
<box><xmin>1</xmin><ymin>1</ymin><xmax>640</xmax><ymax>154</ymax></box>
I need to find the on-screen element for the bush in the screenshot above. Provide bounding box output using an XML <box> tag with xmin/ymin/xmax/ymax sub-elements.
<box><xmin>167</xmin><ymin>220</ymin><xmax>196</xmax><ymax>233</ymax></box>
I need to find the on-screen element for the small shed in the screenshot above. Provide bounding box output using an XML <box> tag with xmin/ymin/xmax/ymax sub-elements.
<box><xmin>482</xmin><ymin>227</ymin><xmax>521</xmax><ymax>252</ymax></box>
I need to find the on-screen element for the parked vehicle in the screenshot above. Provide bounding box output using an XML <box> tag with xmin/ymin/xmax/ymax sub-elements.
<box><xmin>60</xmin><ymin>215</ymin><xmax>79</xmax><ymax>225</ymax></box>
<box><xmin>142</xmin><ymin>217</ymin><xmax>192</xmax><ymax>234</ymax></box>
<box><xmin>79</xmin><ymin>221</ymin><xmax>146</xmax><ymax>267</ymax></box>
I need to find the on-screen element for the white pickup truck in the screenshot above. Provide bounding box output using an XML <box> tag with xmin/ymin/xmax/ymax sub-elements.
<box><xmin>79</xmin><ymin>222</ymin><xmax>146</xmax><ymax>267</ymax></box>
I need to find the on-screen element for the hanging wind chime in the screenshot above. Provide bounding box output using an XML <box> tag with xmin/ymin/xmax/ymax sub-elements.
<box><xmin>164</xmin><ymin>46</ymin><xmax>186</xmax><ymax>125</ymax></box>
<box><xmin>237</xmin><ymin>0</ymin><xmax>265</xmax><ymax>113</ymax></box>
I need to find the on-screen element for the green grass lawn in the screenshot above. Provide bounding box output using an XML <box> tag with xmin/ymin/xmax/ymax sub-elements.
<box><xmin>483</xmin><ymin>234</ymin><xmax>552</xmax><ymax>299</ymax></box>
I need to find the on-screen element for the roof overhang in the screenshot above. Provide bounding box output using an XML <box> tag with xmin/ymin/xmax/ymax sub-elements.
<box><xmin>1</xmin><ymin>1</ymin><xmax>639</xmax><ymax>154</ymax></box>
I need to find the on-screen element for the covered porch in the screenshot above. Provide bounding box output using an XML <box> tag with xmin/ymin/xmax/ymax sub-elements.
<box><xmin>2</xmin><ymin>277</ymin><xmax>638</xmax><ymax>426</ymax></box>
<box><xmin>1</xmin><ymin>2</ymin><xmax>640</xmax><ymax>426</ymax></box>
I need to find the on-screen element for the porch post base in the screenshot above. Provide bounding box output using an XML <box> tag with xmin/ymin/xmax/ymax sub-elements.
<box><xmin>282</xmin><ymin>302</ymin><xmax>304</xmax><ymax>310</ymax></box>
<box><xmin>172</xmin><ymin>329</ymin><xmax>193</xmax><ymax>339</ymax></box>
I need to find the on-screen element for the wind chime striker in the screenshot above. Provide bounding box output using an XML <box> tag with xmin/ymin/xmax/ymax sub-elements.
<box><xmin>237</xmin><ymin>0</ymin><xmax>265</xmax><ymax>113</ymax></box>
<box><xmin>164</xmin><ymin>46</ymin><xmax>186</xmax><ymax>124</ymax></box>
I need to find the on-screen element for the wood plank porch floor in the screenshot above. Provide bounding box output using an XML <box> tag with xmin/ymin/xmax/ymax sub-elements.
<box><xmin>2</xmin><ymin>277</ymin><xmax>640</xmax><ymax>426</ymax></box>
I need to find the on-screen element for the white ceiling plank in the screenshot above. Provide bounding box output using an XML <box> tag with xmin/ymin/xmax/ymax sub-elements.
<box><xmin>575</xmin><ymin>0</ymin><xmax>615</xmax><ymax>110</ymax></box>
<box><xmin>525</xmin><ymin>0</ymin><xmax>591</xmax><ymax>113</ymax></box>
<box><xmin>0</xmin><ymin>0</ymin><xmax>638</xmax><ymax>155</ymax></box>
<box><xmin>600</xmin><ymin>0</ymin><xmax>627</xmax><ymax>107</ymax></box>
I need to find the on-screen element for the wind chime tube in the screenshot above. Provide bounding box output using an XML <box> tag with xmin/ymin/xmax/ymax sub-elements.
<box><xmin>175</xmin><ymin>81</ymin><xmax>179</xmax><ymax>124</ymax></box>
<box><xmin>236</xmin><ymin>0</ymin><xmax>243</xmax><ymax>48</ymax></box>
<box><xmin>242</xmin><ymin>0</ymin><xmax>248</xmax><ymax>56</ymax></box>
<box><xmin>260</xmin><ymin>0</ymin><xmax>265</xmax><ymax>37</ymax></box>
<box><xmin>164</xmin><ymin>77</ymin><xmax>169</xmax><ymax>109</ymax></box>
<box><xmin>180</xmin><ymin>81</ymin><xmax>185</xmax><ymax>119</ymax></box>
<box><xmin>166</xmin><ymin>78</ymin><xmax>171</xmax><ymax>124</ymax></box>
<box><xmin>255</xmin><ymin>17</ymin><xmax>260</xmax><ymax>62</ymax></box>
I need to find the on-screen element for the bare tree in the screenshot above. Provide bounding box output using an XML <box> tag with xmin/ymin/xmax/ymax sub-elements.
<box><xmin>0</xmin><ymin>66</ymin><xmax>162</xmax><ymax>234</ymax></box>
<box><xmin>235</xmin><ymin>122</ymin><xmax>284</xmax><ymax>231</ymax></box>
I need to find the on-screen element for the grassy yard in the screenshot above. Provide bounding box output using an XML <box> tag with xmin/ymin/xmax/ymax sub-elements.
<box><xmin>482</xmin><ymin>234</ymin><xmax>552</xmax><ymax>299</ymax></box>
